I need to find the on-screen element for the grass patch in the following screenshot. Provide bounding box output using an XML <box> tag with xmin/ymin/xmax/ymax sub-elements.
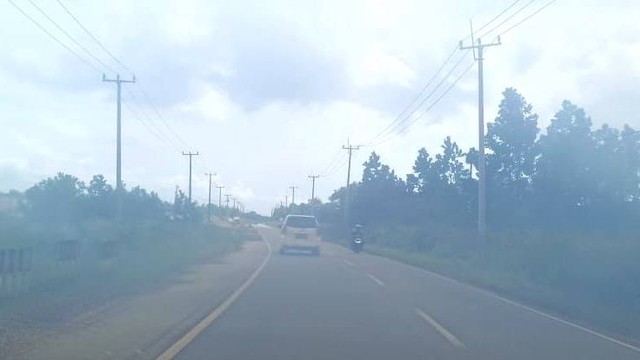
<box><xmin>322</xmin><ymin>224</ymin><xmax>640</xmax><ymax>342</ymax></box>
<box><xmin>0</xmin><ymin>219</ymin><xmax>248</xmax><ymax>324</ymax></box>
<box><xmin>364</xmin><ymin>242</ymin><xmax>640</xmax><ymax>341</ymax></box>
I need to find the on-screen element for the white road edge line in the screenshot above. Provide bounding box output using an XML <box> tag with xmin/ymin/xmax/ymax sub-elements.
<box><xmin>410</xmin><ymin>265</ymin><xmax>640</xmax><ymax>353</ymax></box>
<box><xmin>343</xmin><ymin>259</ymin><xmax>356</xmax><ymax>267</ymax></box>
<box><xmin>493</xmin><ymin>292</ymin><xmax>640</xmax><ymax>353</ymax></box>
<box><xmin>415</xmin><ymin>308</ymin><xmax>466</xmax><ymax>349</ymax></box>
<box><xmin>366</xmin><ymin>273</ymin><xmax>385</xmax><ymax>287</ymax></box>
<box><xmin>156</xmin><ymin>231</ymin><xmax>273</xmax><ymax>360</ymax></box>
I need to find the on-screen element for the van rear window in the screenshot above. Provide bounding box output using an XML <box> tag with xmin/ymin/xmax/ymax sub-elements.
<box><xmin>285</xmin><ymin>216</ymin><xmax>317</xmax><ymax>228</ymax></box>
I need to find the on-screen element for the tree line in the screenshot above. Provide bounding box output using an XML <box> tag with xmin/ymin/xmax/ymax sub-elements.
<box><xmin>281</xmin><ymin>88</ymin><xmax>640</xmax><ymax>242</ymax></box>
<box><xmin>1</xmin><ymin>173</ymin><xmax>206</xmax><ymax>223</ymax></box>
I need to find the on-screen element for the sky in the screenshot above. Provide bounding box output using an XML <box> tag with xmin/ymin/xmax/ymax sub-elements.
<box><xmin>1</xmin><ymin>0</ymin><xmax>639</xmax><ymax>215</ymax></box>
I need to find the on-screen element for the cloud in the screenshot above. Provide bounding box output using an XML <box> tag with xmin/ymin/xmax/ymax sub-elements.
<box><xmin>2</xmin><ymin>0</ymin><xmax>640</xmax><ymax>215</ymax></box>
<box><xmin>211</xmin><ymin>23</ymin><xmax>348</xmax><ymax>110</ymax></box>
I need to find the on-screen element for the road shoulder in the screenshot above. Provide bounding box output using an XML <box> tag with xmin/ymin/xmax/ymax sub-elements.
<box><xmin>20</xmin><ymin>237</ymin><xmax>268</xmax><ymax>360</ymax></box>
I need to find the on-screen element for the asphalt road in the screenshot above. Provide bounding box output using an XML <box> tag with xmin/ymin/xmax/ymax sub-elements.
<box><xmin>174</xmin><ymin>227</ymin><xmax>640</xmax><ymax>360</ymax></box>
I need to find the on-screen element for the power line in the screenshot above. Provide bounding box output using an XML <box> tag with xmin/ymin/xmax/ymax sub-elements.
<box><xmin>7</xmin><ymin>0</ymin><xmax>101</xmax><ymax>73</ymax></box>
<box><xmin>136</xmin><ymin>83</ymin><xmax>189</xmax><ymax>146</ymax></box>
<box><xmin>394</xmin><ymin>61</ymin><xmax>477</xmax><ymax>137</ymax></box>
<box><xmin>324</xmin><ymin>155</ymin><xmax>349</xmax><ymax>177</ymax></box>
<box><xmin>195</xmin><ymin>154</ymin><xmax>211</xmax><ymax>174</ymax></box>
<box><xmin>497</xmin><ymin>0</ymin><xmax>557</xmax><ymax>38</ymax></box>
<box><xmin>319</xmin><ymin>148</ymin><xmax>344</xmax><ymax>175</ymax></box>
<box><xmin>373</xmin><ymin>60</ymin><xmax>476</xmax><ymax>146</ymax></box>
<box><xmin>322</xmin><ymin>152</ymin><xmax>349</xmax><ymax>177</ymax></box>
<box><xmin>365</xmin><ymin>0</ymin><xmax>533</xmax><ymax>147</ymax></box>
<box><xmin>123</xmin><ymin>100</ymin><xmax>181</xmax><ymax>152</ymax></box>
<box><xmin>368</xmin><ymin>45</ymin><xmax>459</xmax><ymax>144</ymax></box>
<box><xmin>467</xmin><ymin>0</ymin><xmax>522</xmax><ymax>38</ymax></box>
<box><xmin>25</xmin><ymin>0</ymin><xmax>116</xmax><ymax>74</ymax></box>
<box><xmin>370</xmin><ymin>49</ymin><xmax>473</xmax><ymax>145</ymax></box>
<box><xmin>478</xmin><ymin>0</ymin><xmax>536</xmax><ymax>39</ymax></box>
<box><xmin>123</xmin><ymin>88</ymin><xmax>182</xmax><ymax>149</ymax></box>
<box><xmin>52</xmin><ymin>0</ymin><xmax>189</xmax><ymax>151</ymax></box>
<box><xmin>54</xmin><ymin>0</ymin><xmax>133</xmax><ymax>75</ymax></box>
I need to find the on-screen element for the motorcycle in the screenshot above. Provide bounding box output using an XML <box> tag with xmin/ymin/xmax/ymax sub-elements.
<box><xmin>351</xmin><ymin>236</ymin><xmax>363</xmax><ymax>253</ymax></box>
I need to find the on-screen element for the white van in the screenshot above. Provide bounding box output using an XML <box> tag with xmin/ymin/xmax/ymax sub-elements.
<box><xmin>280</xmin><ymin>215</ymin><xmax>321</xmax><ymax>255</ymax></box>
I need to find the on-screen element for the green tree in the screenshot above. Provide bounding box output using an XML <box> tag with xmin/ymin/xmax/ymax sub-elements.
<box><xmin>620</xmin><ymin>125</ymin><xmax>640</xmax><ymax>201</ymax></box>
<box><xmin>123</xmin><ymin>186</ymin><xmax>165</xmax><ymax>220</ymax></box>
<box><xmin>433</xmin><ymin>137</ymin><xmax>469</xmax><ymax>188</ymax></box>
<box><xmin>24</xmin><ymin>172</ymin><xmax>86</xmax><ymax>222</ymax></box>
<box><xmin>485</xmin><ymin>88</ymin><xmax>539</xmax><ymax>226</ymax></box>
<box><xmin>535</xmin><ymin>100</ymin><xmax>596</xmax><ymax>225</ymax></box>
<box><xmin>410</xmin><ymin>148</ymin><xmax>436</xmax><ymax>194</ymax></box>
<box><xmin>486</xmin><ymin>88</ymin><xmax>539</xmax><ymax>196</ymax></box>
<box><xmin>351</xmin><ymin>152</ymin><xmax>405</xmax><ymax>226</ymax></box>
<box><xmin>85</xmin><ymin>174</ymin><xmax>115</xmax><ymax>218</ymax></box>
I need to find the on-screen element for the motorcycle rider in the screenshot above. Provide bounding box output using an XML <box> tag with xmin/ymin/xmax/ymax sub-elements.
<box><xmin>351</xmin><ymin>224</ymin><xmax>364</xmax><ymax>252</ymax></box>
<box><xmin>352</xmin><ymin>224</ymin><xmax>364</xmax><ymax>238</ymax></box>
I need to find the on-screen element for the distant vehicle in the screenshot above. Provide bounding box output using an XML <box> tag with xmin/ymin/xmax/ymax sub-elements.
<box><xmin>280</xmin><ymin>215</ymin><xmax>321</xmax><ymax>255</ymax></box>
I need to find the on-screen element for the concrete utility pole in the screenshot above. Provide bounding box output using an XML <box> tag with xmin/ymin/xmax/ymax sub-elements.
<box><xmin>182</xmin><ymin>151</ymin><xmax>199</xmax><ymax>205</ymax></box>
<box><xmin>103</xmin><ymin>74</ymin><xmax>135</xmax><ymax>219</ymax></box>
<box><xmin>205</xmin><ymin>172</ymin><xmax>216</xmax><ymax>222</ymax></box>
<box><xmin>224</xmin><ymin>194</ymin><xmax>232</xmax><ymax>208</ymax></box>
<box><xmin>342</xmin><ymin>141</ymin><xmax>361</xmax><ymax>223</ymax></box>
<box><xmin>308</xmin><ymin>175</ymin><xmax>320</xmax><ymax>201</ymax></box>
<box><xmin>232</xmin><ymin>197</ymin><xmax>237</xmax><ymax>210</ymax></box>
<box><xmin>460</xmin><ymin>35</ymin><xmax>501</xmax><ymax>242</ymax></box>
<box><xmin>289</xmin><ymin>185</ymin><xmax>298</xmax><ymax>205</ymax></box>
<box><xmin>216</xmin><ymin>186</ymin><xmax>225</xmax><ymax>208</ymax></box>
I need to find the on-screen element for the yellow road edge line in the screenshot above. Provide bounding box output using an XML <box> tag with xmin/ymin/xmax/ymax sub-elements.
<box><xmin>366</xmin><ymin>273</ymin><xmax>385</xmax><ymax>287</ymax></box>
<box><xmin>156</xmin><ymin>231</ymin><xmax>273</xmax><ymax>360</ymax></box>
<box><xmin>415</xmin><ymin>308</ymin><xmax>466</xmax><ymax>349</ymax></box>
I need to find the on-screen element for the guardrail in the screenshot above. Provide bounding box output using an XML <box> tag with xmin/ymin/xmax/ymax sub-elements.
<box><xmin>0</xmin><ymin>248</ymin><xmax>32</xmax><ymax>294</ymax></box>
<box><xmin>0</xmin><ymin>239</ymin><xmax>123</xmax><ymax>297</ymax></box>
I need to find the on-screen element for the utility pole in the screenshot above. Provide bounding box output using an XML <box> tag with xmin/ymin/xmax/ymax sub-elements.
<box><xmin>103</xmin><ymin>74</ymin><xmax>135</xmax><ymax>219</ymax></box>
<box><xmin>216</xmin><ymin>186</ymin><xmax>225</xmax><ymax>207</ymax></box>
<box><xmin>342</xmin><ymin>141</ymin><xmax>361</xmax><ymax>223</ymax></box>
<box><xmin>285</xmin><ymin>195</ymin><xmax>288</xmax><ymax>207</ymax></box>
<box><xmin>460</xmin><ymin>35</ymin><xmax>501</xmax><ymax>242</ymax></box>
<box><xmin>216</xmin><ymin>185</ymin><xmax>225</xmax><ymax>218</ymax></box>
<box><xmin>289</xmin><ymin>185</ymin><xmax>298</xmax><ymax>205</ymax></box>
<box><xmin>232</xmin><ymin>197</ymin><xmax>237</xmax><ymax>210</ymax></box>
<box><xmin>224</xmin><ymin>194</ymin><xmax>231</xmax><ymax>208</ymax></box>
<box><xmin>205</xmin><ymin>172</ymin><xmax>216</xmax><ymax>222</ymax></box>
<box><xmin>308</xmin><ymin>175</ymin><xmax>320</xmax><ymax>202</ymax></box>
<box><xmin>182</xmin><ymin>151</ymin><xmax>199</xmax><ymax>205</ymax></box>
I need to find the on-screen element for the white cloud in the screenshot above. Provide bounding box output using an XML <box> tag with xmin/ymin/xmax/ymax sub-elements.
<box><xmin>350</xmin><ymin>45</ymin><xmax>416</xmax><ymax>88</ymax></box>
<box><xmin>1</xmin><ymin>0</ymin><xmax>639</xmax><ymax>215</ymax></box>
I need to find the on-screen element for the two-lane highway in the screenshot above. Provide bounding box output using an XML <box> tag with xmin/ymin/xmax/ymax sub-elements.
<box><xmin>172</xmin><ymin>227</ymin><xmax>640</xmax><ymax>359</ymax></box>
